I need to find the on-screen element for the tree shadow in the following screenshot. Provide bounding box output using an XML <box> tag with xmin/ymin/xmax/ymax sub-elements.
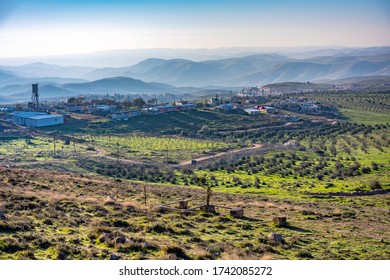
<box><xmin>286</xmin><ymin>225</ymin><xmax>312</xmax><ymax>233</ymax></box>
<box><xmin>239</xmin><ymin>216</ymin><xmax>262</xmax><ymax>222</ymax></box>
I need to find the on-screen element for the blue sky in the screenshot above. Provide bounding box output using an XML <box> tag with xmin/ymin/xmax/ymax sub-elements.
<box><xmin>0</xmin><ymin>0</ymin><xmax>389</xmax><ymax>57</ymax></box>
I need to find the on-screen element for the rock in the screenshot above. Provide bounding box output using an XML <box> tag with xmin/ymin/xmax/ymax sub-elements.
<box><xmin>109</xmin><ymin>254</ymin><xmax>120</xmax><ymax>260</ymax></box>
<box><xmin>0</xmin><ymin>211</ymin><xmax>7</xmax><ymax>221</ymax></box>
<box><xmin>230</xmin><ymin>207</ymin><xmax>244</xmax><ymax>218</ymax></box>
<box><xmin>273</xmin><ymin>216</ymin><xmax>287</xmax><ymax>227</ymax></box>
<box><xmin>268</xmin><ymin>232</ymin><xmax>283</xmax><ymax>243</ymax></box>
<box><xmin>99</xmin><ymin>232</ymin><xmax>113</xmax><ymax>243</ymax></box>
<box><xmin>115</xmin><ymin>236</ymin><xmax>126</xmax><ymax>244</ymax></box>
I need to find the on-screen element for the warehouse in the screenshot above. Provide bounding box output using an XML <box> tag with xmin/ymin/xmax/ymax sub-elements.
<box><xmin>25</xmin><ymin>114</ymin><xmax>64</xmax><ymax>127</ymax></box>
<box><xmin>11</xmin><ymin>111</ymin><xmax>64</xmax><ymax>127</ymax></box>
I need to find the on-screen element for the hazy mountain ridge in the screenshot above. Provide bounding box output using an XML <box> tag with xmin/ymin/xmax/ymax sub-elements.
<box><xmin>0</xmin><ymin>47</ymin><xmax>389</xmax><ymax>103</ymax></box>
<box><xmin>84</xmin><ymin>52</ymin><xmax>390</xmax><ymax>87</ymax></box>
<box><xmin>1</xmin><ymin>46</ymin><xmax>389</xmax><ymax>67</ymax></box>
<box><xmin>0</xmin><ymin>77</ymin><xmax>186</xmax><ymax>103</ymax></box>
<box><xmin>0</xmin><ymin>62</ymin><xmax>94</xmax><ymax>79</ymax></box>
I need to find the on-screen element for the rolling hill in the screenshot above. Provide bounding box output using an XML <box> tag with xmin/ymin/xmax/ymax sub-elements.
<box><xmin>62</xmin><ymin>76</ymin><xmax>178</xmax><ymax>95</ymax></box>
<box><xmin>0</xmin><ymin>77</ymin><xmax>184</xmax><ymax>103</ymax></box>
<box><xmin>0</xmin><ymin>70</ymin><xmax>21</xmax><ymax>85</ymax></box>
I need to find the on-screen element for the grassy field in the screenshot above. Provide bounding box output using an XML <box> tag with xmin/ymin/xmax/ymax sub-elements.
<box><xmin>93</xmin><ymin>135</ymin><xmax>236</xmax><ymax>163</ymax></box>
<box><xmin>0</xmin><ymin>168</ymin><xmax>388</xmax><ymax>260</ymax></box>
<box><xmin>0</xmin><ymin>136</ymin><xmax>96</xmax><ymax>163</ymax></box>
<box><xmin>339</xmin><ymin>108</ymin><xmax>390</xmax><ymax>125</ymax></box>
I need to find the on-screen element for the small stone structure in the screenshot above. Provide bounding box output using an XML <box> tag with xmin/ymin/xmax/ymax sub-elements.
<box><xmin>268</xmin><ymin>232</ymin><xmax>283</xmax><ymax>243</ymax></box>
<box><xmin>178</xmin><ymin>200</ymin><xmax>189</xmax><ymax>209</ymax></box>
<box><xmin>273</xmin><ymin>216</ymin><xmax>287</xmax><ymax>227</ymax></box>
<box><xmin>157</xmin><ymin>199</ymin><xmax>191</xmax><ymax>212</ymax></box>
<box><xmin>200</xmin><ymin>204</ymin><xmax>216</xmax><ymax>213</ymax></box>
<box><xmin>230</xmin><ymin>207</ymin><xmax>244</xmax><ymax>218</ymax></box>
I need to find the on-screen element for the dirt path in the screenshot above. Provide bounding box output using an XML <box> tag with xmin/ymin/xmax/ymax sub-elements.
<box><xmin>173</xmin><ymin>144</ymin><xmax>265</xmax><ymax>167</ymax></box>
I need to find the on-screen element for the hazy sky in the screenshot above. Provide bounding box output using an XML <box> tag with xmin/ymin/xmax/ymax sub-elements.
<box><xmin>0</xmin><ymin>0</ymin><xmax>389</xmax><ymax>57</ymax></box>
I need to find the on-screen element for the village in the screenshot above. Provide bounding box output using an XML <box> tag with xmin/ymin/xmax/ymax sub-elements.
<box><xmin>0</xmin><ymin>84</ymin><xmax>335</xmax><ymax>130</ymax></box>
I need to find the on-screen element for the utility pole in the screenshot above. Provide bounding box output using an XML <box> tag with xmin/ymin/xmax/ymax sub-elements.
<box><xmin>143</xmin><ymin>185</ymin><xmax>147</xmax><ymax>206</ymax></box>
<box><xmin>53</xmin><ymin>135</ymin><xmax>56</xmax><ymax>157</ymax></box>
<box><xmin>116</xmin><ymin>142</ymin><xmax>120</xmax><ymax>163</ymax></box>
<box><xmin>73</xmin><ymin>137</ymin><xmax>76</xmax><ymax>154</ymax></box>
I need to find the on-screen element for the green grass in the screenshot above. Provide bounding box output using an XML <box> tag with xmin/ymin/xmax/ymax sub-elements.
<box><xmin>1</xmin><ymin>167</ymin><xmax>389</xmax><ymax>260</ymax></box>
<box><xmin>93</xmin><ymin>135</ymin><xmax>235</xmax><ymax>163</ymax></box>
<box><xmin>0</xmin><ymin>136</ymin><xmax>95</xmax><ymax>162</ymax></box>
<box><xmin>301</xmin><ymin>92</ymin><xmax>390</xmax><ymax>125</ymax></box>
<box><xmin>339</xmin><ymin>108</ymin><xmax>390</xmax><ymax>125</ymax></box>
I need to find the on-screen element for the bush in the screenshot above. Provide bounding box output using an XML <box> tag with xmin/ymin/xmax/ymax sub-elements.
<box><xmin>165</xmin><ymin>246</ymin><xmax>190</xmax><ymax>260</ymax></box>
<box><xmin>112</xmin><ymin>219</ymin><xmax>130</xmax><ymax>228</ymax></box>
<box><xmin>361</xmin><ymin>167</ymin><xmax>371</xmax><ymax>174</ymax></box>
<box><xmin>370</xmin><ymin>180</ymin><xmax>382</xmax><ymax>190</ymax></box>
<box><xmin>296</xmin><ymin>250</ymin><xmax>313</xmax><ymax>259</ymax></box>
<box><xmin>0</xmin><ymin>221</ymin><xmax>32</xmax><ymax>232</ymax></box>
<box><xmin>0</xmin><ymin>237</ymin><xmax>28</xmax><ymax>253</ymax></box>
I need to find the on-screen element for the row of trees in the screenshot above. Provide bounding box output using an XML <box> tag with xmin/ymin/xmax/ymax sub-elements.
<box><xmin>67</xmin><ymin>97</ymin><xmax>147</xmax><ymax>108</ymax></box>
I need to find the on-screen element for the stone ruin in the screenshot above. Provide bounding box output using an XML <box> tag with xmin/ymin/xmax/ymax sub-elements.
<box><xmin>273</xmin><ymin>216</ymin><xmax>287</xmax><ymax>227</ymax></box>
<box><xmin>230</xmin><ymin>207</ymin><xmax>244</xmax><ymax>218</ymax></box>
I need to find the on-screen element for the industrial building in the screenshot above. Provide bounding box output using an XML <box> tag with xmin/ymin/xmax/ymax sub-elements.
<box><xmin>11</xmin><ymin>111</ymin><xmax>64</xmax><ymax>127</ymax></box>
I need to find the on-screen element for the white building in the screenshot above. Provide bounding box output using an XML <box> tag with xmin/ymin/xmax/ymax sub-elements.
<box><xmin>244</xmin><ymin>108</ymin><xmax>260</xmax><ymax>115</ymax></box>
<box><xmin>11</xmin><ymin>112</ymin><xmax>64</xmax><ymax>127</ymax></box>
<box><xmin>25</xmin><ymin>114</ymin><xmax>64</xmax><ymax>127</ymax></box>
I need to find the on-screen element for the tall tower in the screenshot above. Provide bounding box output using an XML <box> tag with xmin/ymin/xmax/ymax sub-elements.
<box><xmin>32</xmin><ymin>83</ymin><xmax>39</xmax><ymax>109</ymax></box>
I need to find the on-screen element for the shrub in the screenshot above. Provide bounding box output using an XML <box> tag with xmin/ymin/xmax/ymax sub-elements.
<box><xmin>296</xmin><ymin>250</ymin><xmax>313</xmax><ymax>259</ymax></box>
<box><xmin>361</xmin><ymin>167</ymin><xmax>371</xmax><ymax>174</ymax></box>
<box><xmin>0</xmin><ymin>237</ymin><xmax>28</xmax><ymax>253</ymax></box>
<box><xmin>370</xmin><ymin>180</ymin><xmax>382</xmax><ymax>190</ymax></box>
<box><xmin>164</xmin><ymin>246</ymin><xmax>190</xmax><ymax>259</ymax></box>
<box><xmin>112</xmin><ymin>219</ymin><xmax>130</xmax><ymax>228</ymax></box>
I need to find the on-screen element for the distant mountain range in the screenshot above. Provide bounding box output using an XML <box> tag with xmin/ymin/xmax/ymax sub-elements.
<box><xmin>0</xmin><ymin>77</ymin><xmax>186</xmax><ymax>103</ymax></box>
<box><xmin>0</xmin><ymin>46</ymin><xmax>389</xmax><ymax>103</ymax></box>
<box><xmin>108</xmin><ymin>53</ymin><xmax>389</xmax><ymax>87</ymax></box>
